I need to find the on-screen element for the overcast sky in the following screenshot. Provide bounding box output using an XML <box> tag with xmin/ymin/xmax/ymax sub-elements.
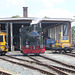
<box><xmin>0</xmin><ymin>0</ymin><xmax>75</xmax><ymax>18</ymax></box>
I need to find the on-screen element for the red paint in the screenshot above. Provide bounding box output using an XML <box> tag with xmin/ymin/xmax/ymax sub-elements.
<box><xmin>45</xmin><ymin>38</ymin><xmax>47</xmax><ymax>40</ymax></box>
<box><xmin>22</xmin><ymin>46</ymin><xmax>45</xmax><ymax>54</ymax></box>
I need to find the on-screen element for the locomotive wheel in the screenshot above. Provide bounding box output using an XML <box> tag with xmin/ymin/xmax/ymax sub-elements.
<box><xmin>69</xmin><ymin>48</ymin><xmax>73</xmax><ymax>53</ymax></box>
<box><xmin>64</xmin><ymin>49</ymin><xmax>72</xmax><ymax>53</ymax></box>
<box><xmin>58</xmin><ymin>50</ymin><xmax>62</xmax><ymax>54</ymax></box>
<box><xmin>64</xmin><ymin>50</ymin><xmax>67</xmax><ymax>53</ymax></box>
<box><xmin>1</xmin><ymin>52</ymin><xmax>6</xmax><ymax>56</ymax></box>
<box><xmin>55</xmin><ymin>50</ymin><xmax>57</xmax><ymax>53</ymax></box>
<box><xmin>58</xmin><ymin>49</ymin><xmax>64</xmax><ymax>54</ymax></box>
<box><xmin>23</xmin><ymin>53</ymin><xmax>28</xmax><ymax>56</ymax></box>
<box><xmin>21</xmin><ymin>51</ymin><xmax>28</xmax><ymax>56</ymax></box>
<box><xmin>69</xmin><ymin>50</ymin><xmax>72</xmax><ymax>53</ymax></box>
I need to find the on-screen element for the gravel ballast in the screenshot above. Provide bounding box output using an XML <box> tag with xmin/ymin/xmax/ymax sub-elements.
<box><xmin>0</xmin><ymin>59</ymin><xmax>45</xmax><ymax>75</ymax></box>
<box><xmin>44</xmin><ymin>53</ymin><xmax>75</xmax><ymax>66</ymax></box>
<box><xmin>0</xmin><ymin>51</ymin><xmax>75</xmax><ymax>75</ymax></box>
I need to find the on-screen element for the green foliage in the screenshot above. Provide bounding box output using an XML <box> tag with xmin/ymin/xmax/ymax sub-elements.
<box><xmin>11</xmin><ymin>15</ymin><xmax>21</xmax><ymax>18</ymax></box>
<box><xmin>71</xmin><ymin>26</ymin><xmax>75</xmax><ymax>41</ymax></box>
<box><xmin>44</xmin><ymin>16</ymin><xmax>50</xmax><ymax>18</ymax></box>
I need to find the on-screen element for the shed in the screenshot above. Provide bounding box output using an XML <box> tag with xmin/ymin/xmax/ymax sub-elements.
<box><xmin>0</xmin><ymin>17</ymin><xmax>72</xmax><ymax>51</ymax></box>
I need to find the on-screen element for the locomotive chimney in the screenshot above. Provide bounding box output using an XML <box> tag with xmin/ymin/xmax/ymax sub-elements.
<box><xmin>23</xmin><ymin>7</ymin><xmax>28</xmax><ymax>18</ymax></box>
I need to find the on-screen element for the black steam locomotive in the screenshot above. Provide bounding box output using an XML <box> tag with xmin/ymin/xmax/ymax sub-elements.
<box><xmin>20</xmin><ymin>25</ymin><xmax>45</xmax><ymax>55</ymax></box>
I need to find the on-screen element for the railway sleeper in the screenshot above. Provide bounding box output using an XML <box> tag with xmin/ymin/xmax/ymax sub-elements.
<box><xmin>5</xmin><ymin>55</ymin><xmax>68</xmax><ymax>75</ymax></box>
<box><xmin>5</xmin><ymin>55</ymin><xmax>74</xmax><ymax>75</ymax></box>
<box><xmin>51</xmin><ymin>65</ymin><xmax>75</xmax><ymax>73</ymax></box>
<box><xmin>0</xmin><ymin>57</ymin><xmax>55</xmax><ymax>75</ymax></box>
<box><xmin>28</xmin><ymin>56</ymin><xmax>68</xmax><ymax>75</ymax></box>
<box><xmin>40</xmin><ymin>55</ymin><xmax>75</xmax><ymax>69</ymax></box>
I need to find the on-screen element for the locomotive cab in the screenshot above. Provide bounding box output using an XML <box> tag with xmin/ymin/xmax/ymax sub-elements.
<box><xmin>0</xmin><ymin>32</ymin><xmax>8</xmax><ymax>55</ymax></box>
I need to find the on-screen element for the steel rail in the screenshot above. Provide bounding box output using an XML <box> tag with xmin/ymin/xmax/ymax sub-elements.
<box><xmin>0</xmin><ymin>71</ymin><xmax>11</xmax><ymax>75</ymax></box>
<box><xmin>5</xmin><ymin>55</ymin><xmax>68</xmax><ymax>75</ymax></box>
<box><xmin>64</xmin><ymin>53</ymin><xmax>75</xmax><ymax>57</ymax></box>
<box><xmin>51</xmin><ymin>65</ymin><xmax>75</xmax><ymax>73</ymax></box>
<box><xmin>0</xmin><ymin>56</ymin><xmax>55</xmax><ymax>75</ymax></box>
<box><xmin>40</xmin><ymin>55</ymin><xmax>75</xmax><ymax>69</ymax></box>
<box><xmin>28</xmin><ymin>55</ymin><xmax>75</xmax><ymax>74</ymax></box>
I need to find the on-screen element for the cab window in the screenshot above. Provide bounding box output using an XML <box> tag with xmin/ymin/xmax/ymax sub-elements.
<box><xmin>5</xmin><ymin>35</ymin><xmax>7</xmax><ymax>42</ymax></box>
<box><xmin>0</xmin><ymin>35</ymin><xmax>3</xmax><ymax>42</ymax></box>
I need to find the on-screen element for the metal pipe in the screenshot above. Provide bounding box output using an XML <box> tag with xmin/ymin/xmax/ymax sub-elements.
<box><xmin>23</xmin><ymin>7</ymin><xmax>28</xmax><ymax>18</ymax></box>
<box><xmin>10</xmin><ymin>22</ymin><xmax>14</xmax><ymax>51</ymax></box>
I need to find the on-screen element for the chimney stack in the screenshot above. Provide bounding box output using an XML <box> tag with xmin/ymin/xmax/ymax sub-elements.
<box><xmin>23</xmin><ymin>7</ymin><xmax>28</xmax><ymax>18</ymax></box>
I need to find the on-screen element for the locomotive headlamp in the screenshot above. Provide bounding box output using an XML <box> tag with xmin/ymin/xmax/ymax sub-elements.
<box><xmin>40</xmin><ymin>45</ymin><xmax>43</xmax><ymax>48</ymax></box>
<box><xmin>25</xmin><ymin>45</ymin><xmax>29</xmax><ymax>48</ymax></box>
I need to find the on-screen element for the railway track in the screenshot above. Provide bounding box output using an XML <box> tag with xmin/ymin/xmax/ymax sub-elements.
<box><xmin>0</xmin><ymin>54</ymin><xmax>75</xmax><ymax>75</ymax></box>
<box><xmin>0</xmin><ymin>71</ymin><xmax>11</xmax><ymax>75</ymax></box>
<box><xmin>0</xmin><ymin>55</ymin><xmax>69</xmax><ymax>75</ymax></box>
<box><xmin>29</xmin><ymin>55</ymin><xmax>75</xmax><ymax>72</ymax></box>
<box><xmin>64</xmin><ymin>53</ymin><xmax>75</xmax><ymax>57</ymax></box>
<box><xmin>0</xmin><ymin>56</ymin><xmax>54</xmax><ymax>75</ymax></box>
<box><xmin>28</xmin><ymin>55</ymin><xmax>75</xmax><ymax>74</ymax></box>
<box><xmin>29</xmin><ymin>56</ymin><xmax>75</xmax><ymax>74</ymax></box>
<box><xmin>40</xmin><ymin>55</ymin><xmax>75</xmax><ymax>69</ymax></box>
<box><xmin>3</xmin><ymin>55</ymin><xmax>75</xmax><ymax>75</ymax></box>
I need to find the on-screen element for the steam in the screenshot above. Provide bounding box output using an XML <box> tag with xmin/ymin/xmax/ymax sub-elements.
<box><xmin>30</xmin><ymin>17</ymin><xmax>43</xmax><ymax>25</ymax></box>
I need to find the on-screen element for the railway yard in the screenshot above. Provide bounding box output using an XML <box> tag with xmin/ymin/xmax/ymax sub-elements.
<box><xmin>0</xmin><ymin>4</ymin><xmax>74</xmax><ymax>75</ymax></box>
<box><xmin>0</xmin><ymin>50</ymin><xmax>74</xmax><ymax>75</ymax></box>
<box><xmin>0</xmin><ymin>14</ymin><xmax>74</xmax><ymax>75</ymax></box>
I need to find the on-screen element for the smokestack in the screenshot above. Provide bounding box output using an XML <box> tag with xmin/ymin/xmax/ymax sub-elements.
<box><xmin>23</xmin><ymin>7</ymin><xmax>28</xmax><ymax>18</ymax></box>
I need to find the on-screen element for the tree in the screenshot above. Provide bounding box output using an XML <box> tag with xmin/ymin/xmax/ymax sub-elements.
<box><xmin>44</xmin><ymin>16</ymin><xmax>50</xmax><ymax>18</ymax></box>
<box><xmin>11</xmin><ymin>15</ymin><xmax>21</xmax><ymax>18</ymax></box>
<box><xmin>71</xmin><ymin>26</ymin><xmax>75</xmax><ymax>42</ymax></box>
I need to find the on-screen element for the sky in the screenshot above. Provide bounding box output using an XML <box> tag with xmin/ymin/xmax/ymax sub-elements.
<box><xmin>0</xmin><ymin>0</ymin><xmax>75</xmax><ymax>18</ymax></box>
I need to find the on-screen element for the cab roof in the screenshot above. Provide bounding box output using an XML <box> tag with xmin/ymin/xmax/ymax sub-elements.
<box><xmin>0</xmin><ymin>32</ymin><xmax>8</xmax><ymax>35</ymax></box>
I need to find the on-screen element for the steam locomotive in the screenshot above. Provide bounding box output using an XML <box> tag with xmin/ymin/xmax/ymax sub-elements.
<box><xmin>20</xmin><ymin>25</ymin><xmax>45</xmax><ymax>55</ymax></box>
